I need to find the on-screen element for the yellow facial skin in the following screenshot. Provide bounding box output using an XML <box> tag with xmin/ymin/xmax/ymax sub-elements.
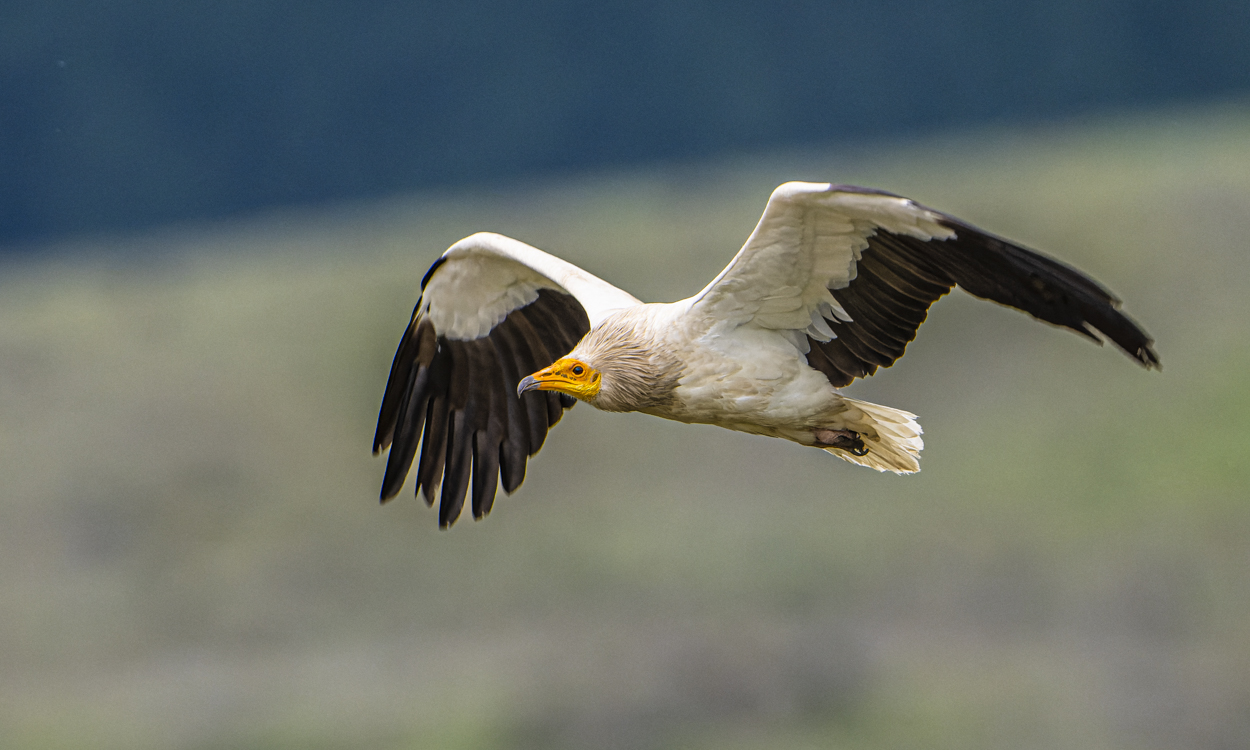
<box><xmin>516</xmin><ymin>357</ymin><xmax>601</xmax><ymax>401</ymax></box>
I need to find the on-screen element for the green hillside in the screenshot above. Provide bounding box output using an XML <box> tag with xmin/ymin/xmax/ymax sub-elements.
<box><xmin>2</xmin><ymin>105</ymin><xmax>1248</xmax><ymax>749</ymax></box>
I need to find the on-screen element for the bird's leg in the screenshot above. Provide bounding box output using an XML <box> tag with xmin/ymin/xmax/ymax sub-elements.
<box><xmin>814</xmin><ymin>428</ymin><xmax>870</xmax><ymax>456</ymax></box>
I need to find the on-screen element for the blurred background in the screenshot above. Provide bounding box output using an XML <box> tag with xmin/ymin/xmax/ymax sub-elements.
<box><xmin>2</xmin><ymin>2</ymin><xmax>1249</xmax><ymax>749</ymax></box>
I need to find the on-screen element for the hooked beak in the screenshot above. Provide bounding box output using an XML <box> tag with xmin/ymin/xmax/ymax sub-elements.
<box><xmin>516</xmin><ymin>375</ymin><xmax>542</xmax><ymax>396</ymax></box>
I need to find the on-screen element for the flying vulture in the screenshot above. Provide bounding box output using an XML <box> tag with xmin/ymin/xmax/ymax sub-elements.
<box><xmin>374</xmin><ymin>182</ymin><xmax>1159</xmax><ymax>526</ymax></box>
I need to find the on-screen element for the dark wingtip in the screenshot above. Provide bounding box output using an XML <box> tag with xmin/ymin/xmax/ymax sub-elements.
<box><xmin>371</xmin><ymin>423</ymin><xmax>393</xmax><ymax>456</ymax></box>
<box><xmin>379</xmin><ymin>472</ymin><xmax>402</xmax><ymax>504</ymax></box>
<box><xmin>378</xmin><ymin>481</ymin><xmax>400</xmax><ymax>504</ymax></box>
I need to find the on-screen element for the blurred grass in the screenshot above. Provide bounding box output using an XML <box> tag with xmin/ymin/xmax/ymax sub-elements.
<box><xmin>2</xmin><ymin>103</ymin><xmax>1249</xmax><ymax>749</ymax></box>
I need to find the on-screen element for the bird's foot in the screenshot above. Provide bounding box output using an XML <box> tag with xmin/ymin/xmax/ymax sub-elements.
<box><xmin>815</xmin><ymin>428</ymin><xmax>869</xmax><ymax>456</ymax></box>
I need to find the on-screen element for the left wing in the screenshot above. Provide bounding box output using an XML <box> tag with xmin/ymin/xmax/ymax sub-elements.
<box><xmin>374</xmin><ymin>233</ymin><xmax>641</xmax><ymax>527</ymax></box>
<box><xmin>689</xmin><ymin>182</ymin><xmax>1159</xmax><ymax>386</ymax></box>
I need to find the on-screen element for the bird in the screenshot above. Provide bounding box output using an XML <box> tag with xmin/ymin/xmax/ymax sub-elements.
<box><xmin>373</xmin><ymin>181</ymin><xmax>1159</xmax><ymax>527</ymax></box>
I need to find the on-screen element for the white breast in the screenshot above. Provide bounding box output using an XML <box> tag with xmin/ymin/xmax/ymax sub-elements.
<box><xmin>653</xmin><ymin>307</ymin><xmax>842</xmax><ymax>428</ymax></box>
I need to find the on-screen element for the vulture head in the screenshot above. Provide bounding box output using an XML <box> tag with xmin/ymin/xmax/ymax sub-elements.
<box><xmin>517</xmin><ymin>357</ymin><xmax>602</xmax><ymax>402</ymax></box>
<box><xmin>517</xmin><ymin>315</ymin><xmax>682</xmax><ymax>413</ymax></box>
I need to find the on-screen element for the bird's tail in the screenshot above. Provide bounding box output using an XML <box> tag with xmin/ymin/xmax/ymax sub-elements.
<box><xmin>822</xmin><ymin>397</ymin><xmax>924</xmax><ymax>474</ymax></box>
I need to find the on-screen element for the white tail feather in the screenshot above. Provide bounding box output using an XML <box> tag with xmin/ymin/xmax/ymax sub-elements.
<box><xmin>824</xmin><ymin>397</ymin><xmax>924</xmax><ymax>474</ymax></box>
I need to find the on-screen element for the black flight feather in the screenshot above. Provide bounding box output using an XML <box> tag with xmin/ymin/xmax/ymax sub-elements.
<box><xmin>806</xmin><ymin>215</ymin><xmax>1159</xmax><ymax>390</ymax></box>
<box><xmin>375</xmin><ymin>285</ymin><xmax>590</xmax><ymax>526</ymax></box>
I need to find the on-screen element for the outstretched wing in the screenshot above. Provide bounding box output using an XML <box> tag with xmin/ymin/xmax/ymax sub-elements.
<box><xmin>690</xmin><ymin>182</ymin><xmax>1159</xmax><ymax>386</ymax></box>
<box><xmin>374</xmin><ymin>232</ymin><xmax>642</xmax><ymax>527</ymax></box>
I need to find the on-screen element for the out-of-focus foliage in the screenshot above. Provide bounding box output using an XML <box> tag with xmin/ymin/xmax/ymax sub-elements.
<box><xmin>1</xmin><ymin>106</ymin><xmax>1248</xmax><ymax>749</ymax></box>
<box><xmin>4</xmin><ymin>0</ymin><xmax>1250</xmax><ymax>244</ymax></box>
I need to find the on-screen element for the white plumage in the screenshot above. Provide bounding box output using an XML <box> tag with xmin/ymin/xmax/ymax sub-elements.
<box><xmin>374</xmin><ymin>182</ymin><xmax>1158</xmax><ymax>527</ymax></box>
<box><xmin>419</xmin><ymin>232</ymin><xmax>642</xmax><ymax>339</ymax></box>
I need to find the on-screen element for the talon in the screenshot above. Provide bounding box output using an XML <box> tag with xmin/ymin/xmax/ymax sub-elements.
<box><xmin>814</xmin><ymin>428</ymin><xmax>870</xmax><ymax>456</ymax></box>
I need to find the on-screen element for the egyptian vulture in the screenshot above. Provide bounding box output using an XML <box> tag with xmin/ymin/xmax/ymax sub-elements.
<box><xmin>374</xmin><ymin>182</ymin><xmax>1158</xmax><ymax>527</ymax></box>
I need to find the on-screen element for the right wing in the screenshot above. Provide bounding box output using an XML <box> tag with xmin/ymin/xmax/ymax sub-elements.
<box><xmin>690</xmin><ymin>182</ymin><xmax>1158</xmax><ymax>387</ymax></box>
<box><xmin>373</xmin><ymin>232</ymin><xmax>642</xmax><ymax>527</ymax></box>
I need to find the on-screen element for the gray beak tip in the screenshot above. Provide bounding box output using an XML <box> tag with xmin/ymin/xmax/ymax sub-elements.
<box><xmin>517</xmin><ymin>375</ymin><xmax>539</xmax><ymax>396</ymax></box>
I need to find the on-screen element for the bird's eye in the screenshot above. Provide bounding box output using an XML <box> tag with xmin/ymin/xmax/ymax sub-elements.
<box><xmin>572</xmin><ymin>365</ymin><xmax>584</xmax><ymax>376</ymax></box>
